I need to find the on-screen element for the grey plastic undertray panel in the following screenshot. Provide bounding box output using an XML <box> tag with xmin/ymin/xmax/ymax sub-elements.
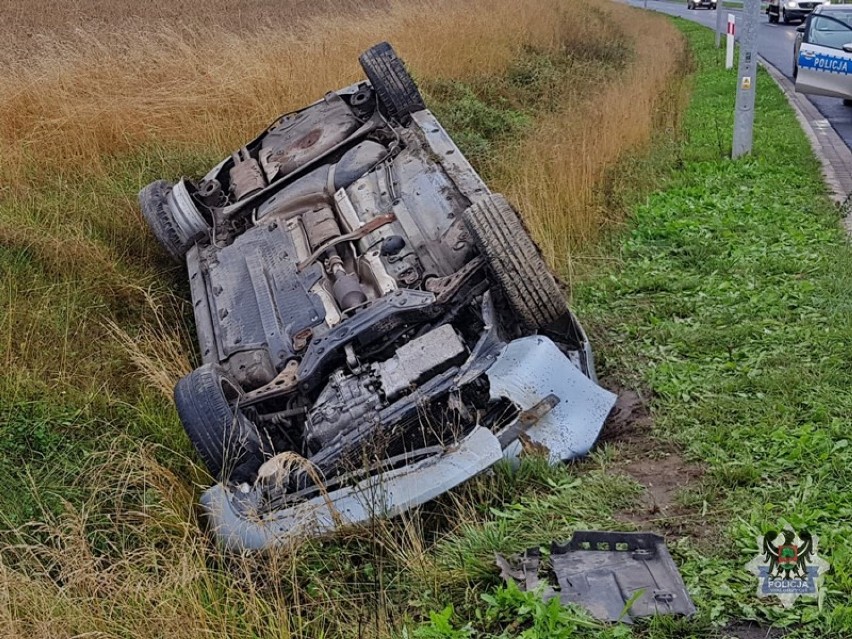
<box><xmin>497</xmin><ymin>531</ymin><xmax>696</xmax><ymax>623</ymax></box>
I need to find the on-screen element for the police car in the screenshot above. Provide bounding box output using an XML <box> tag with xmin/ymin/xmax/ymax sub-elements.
<box><xmin>794</xmin><ymin>5</ymin><xmax>852</xmax><ymax>104</ymax></box>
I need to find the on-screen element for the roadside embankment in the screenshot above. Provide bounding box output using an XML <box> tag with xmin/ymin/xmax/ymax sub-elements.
<box><xmin>0</xmin><ymin>1</ymin><xmax>688</xmax><ymax>637</ymax></box>
<box><xmin>572</xmin><ymin>18</ymin><xmax>851</xmax><ymax>637</ymax></box>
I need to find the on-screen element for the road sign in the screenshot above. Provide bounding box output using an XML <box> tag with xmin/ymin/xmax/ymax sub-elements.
<box><xmin>733</xmin><ymin>0</ymin><xmax>761</xmax><ymax>157</ymax></box>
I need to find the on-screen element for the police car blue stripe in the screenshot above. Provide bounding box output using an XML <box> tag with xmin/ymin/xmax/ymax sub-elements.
<box><xmin>798</xmin><ymin>51</ymin><xmax>852</xmax><ymax>74</ymax></box>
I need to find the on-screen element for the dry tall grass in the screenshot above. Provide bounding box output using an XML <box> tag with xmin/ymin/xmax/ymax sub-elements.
<box><xmin>0</xmin><ymin>0</ymin><xmax>672</xmax><ymax>397</ymax></box>
<box><xmin>492</xmin><ymin>5</ymin><xmax>690</xmax><ymax>278</ymax></box>
<box><xmin>0</xmin><ymin>0</ymin><xmax>687</xmax><ymax>635</ymax></box>
<box><xmin>0</xmin><ymin>0</ymin><xmax>577</xmax><ymax>185</ymax></box>
<box><xmin>0</xmin><ymin>0</ymin><xmax>687</xmax><ymax>399</ymax></box>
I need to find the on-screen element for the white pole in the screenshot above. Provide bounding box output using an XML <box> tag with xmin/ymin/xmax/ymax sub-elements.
<box><xmin>726</xmin><ymin>14</ymin><xmax>736</xmax><ymax>69</ymax></box>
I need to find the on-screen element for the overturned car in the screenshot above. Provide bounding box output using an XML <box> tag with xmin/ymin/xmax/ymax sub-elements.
<box><xmin>140</xmin><ymin>43</ymin><xmax>615</xmax><ymax>549</ymax></box>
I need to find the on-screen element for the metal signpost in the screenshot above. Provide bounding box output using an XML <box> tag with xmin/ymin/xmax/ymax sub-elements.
<box><xmin>732</xmin><ymin>0</ymin><xmax>761</xmax><ymax>157</ymax></box>
<box><xmin>715</xmin><ymin>0</ymin><xmax>725</xmax><ymax>47</ymax></box>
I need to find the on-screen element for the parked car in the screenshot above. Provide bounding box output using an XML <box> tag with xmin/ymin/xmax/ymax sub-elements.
<box><xmin>139</xmin><ymin>43</ymin><xmax>615</xmax><ymax>549</ymax></box>
<box><xmin>687</xmin><ymin>0</ymin><xmax>717</xmax><ymax>10</ymax></box>
<box><xmin>794</xmin><ymin>5</ymin><xmax>852</xmax><ymax>104</ymax></box>
<box><xmin>768</xmin><ymin>0</ymin><xmax>828</xmax><ymax>24</ymax></box>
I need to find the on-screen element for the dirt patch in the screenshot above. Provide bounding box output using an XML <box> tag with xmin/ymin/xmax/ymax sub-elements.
<box><xmin>618</xmin><ymin>449</ymin><xmax>702</xmax><ymax>522</ymax></box>
<box><xmin>599</xmin><ymin>388</ymin><xmax>654</xmax><ymax>443</ymax></box>
<box><xmin>602</xmin><ymin>387</ymin><xmax>713</xmax><ymax>540</ymax></box>
<box><xmin>718</xmin><ymin>623</ymin><xmax>788</xmax><ymax>639</ymax></box>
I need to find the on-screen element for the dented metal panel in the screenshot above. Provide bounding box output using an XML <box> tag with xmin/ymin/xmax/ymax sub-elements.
<box><xmin>486</xmin><ymin>336</ymin><xmax>616</xmax><ymax>462</ymax></box>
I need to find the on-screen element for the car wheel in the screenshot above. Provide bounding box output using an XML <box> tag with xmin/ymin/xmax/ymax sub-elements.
<box><xmin>174</xmin><ymin>364</ymin><xmax>269</xmax><ymax>484</ymax></box>
<box><xmin>463</xmin><ymin>194</ymin><xmax>569</xmax><ymax>332</ymax></box>
<box><xmin>844</xmin><ymin>99</ymin><xmax>852</xmax><ymax>107</ymax></box>
<box><xmin>359</xmin><ymin>42</ymin><xmax>426</xmax><ymax>124</ymax></box>
<box><xmin>139</xmin><ymin>180</ymin><xmax>206</xmax><ymax>262</ymax></box>
<box><xmin>782</xmin><ymin>8</ymin><xmax>789</xmax><ymax>23</ymax></box>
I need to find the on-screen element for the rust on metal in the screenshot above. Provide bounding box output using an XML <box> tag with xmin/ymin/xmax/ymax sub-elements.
<box><xmin>424</xmin><ymin>255</ymin><xmax>485</xmax><ymax>303</ymax></box>
<box><xmin>297</xmin><ymin>213</ymin><xmax>396</xmax><ymax>271</ymax></box>
<box><xmin>240</xmin><ymin>360</ymin><xmax>300</xmax><ymax>406</ymax></box>
<box><xmin>496</xmin><ymin>393</ymin><xmax>560</xmax><ymax>448</ymax></box>
<box><xmin>292</xmin><ymin>328</ymin><xmax>313</xmax><ymax>352</ymax></box>
<box><xmin>229</xmin><ymin>146</ymin><xmax>266</xmax><ymax>200</ymax></box>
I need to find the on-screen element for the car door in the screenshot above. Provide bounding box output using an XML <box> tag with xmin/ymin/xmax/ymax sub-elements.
<box><xmin>795</xmin><ymin>11</ymin><xmax>852</xmax><ymax>99</ymax></box>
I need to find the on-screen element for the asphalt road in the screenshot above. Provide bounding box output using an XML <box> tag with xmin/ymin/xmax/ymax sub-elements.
<box><xmin>626</xmin><ymin>0</ymin><xmax>852</xmax><ymax>150</ymax></box>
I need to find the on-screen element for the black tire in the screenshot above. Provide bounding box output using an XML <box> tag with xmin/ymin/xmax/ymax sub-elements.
<box><xmin>174</xmin><ymin>364</ymin><xmax>268</xmax><ymax>483</ymax></box>
<box><xmin>359</xmin><ymin>42</ymin><xmax>425</xmax><ymax>124</ymax></box>
<box><xmin>139</xmin><ymin>180</ymin><xmax>196</xmax><ymax>262</ymax></box>
<box><xmin>843</xmin><ymin>99</ymin><xmax>852</xmax><ymax>107</ymax></box>
<box><xmin>782</xmin><ymin>8</ymin><xmax>789</xmax><ymax>24</ymax></box>
<box><xmin>463</xmin><ymin>194</ymin><xmax>569</xmax><ymax>332</ymax></box>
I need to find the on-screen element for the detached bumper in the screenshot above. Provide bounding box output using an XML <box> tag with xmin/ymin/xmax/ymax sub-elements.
<box><xmin>201</xmin><ymin>426</ymin><xmax>502</xmax><ymax>550</ymax></box>
<box><xmin>201</xmin><ymin>335</ymin><xmax>616</xmax><ymax>550</ymax></box>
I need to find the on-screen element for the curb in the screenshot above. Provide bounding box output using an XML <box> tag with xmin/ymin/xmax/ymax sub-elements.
<box><xmin>758</xmin><ymin>55</ymin><xmax>852</xmax><ymax>234</ymax></box>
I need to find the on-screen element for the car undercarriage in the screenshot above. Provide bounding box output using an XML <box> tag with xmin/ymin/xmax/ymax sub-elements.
<box><xmin>139</xmin><ymin>42</ymin><xmax>616</xmax><ymax>549</ymax></box>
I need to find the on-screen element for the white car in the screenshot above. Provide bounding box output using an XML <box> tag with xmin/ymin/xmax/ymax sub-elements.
<box><xmin>794</xmin><ymin>5</ymin><xmax>852</xmax><ymax>104</ymax></box>
<box><xmin>768</xmin><ymin>0</ymin><xmax>827</xmax><ymax>25</ymax></box>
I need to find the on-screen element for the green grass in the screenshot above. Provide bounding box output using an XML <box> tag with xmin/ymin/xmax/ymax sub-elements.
<box><xmin>2</xmin><ymin>9</ymin><xmax>849</xmax><ymax>639</ymax></box>
<box><xmin>413</xmin><ymin>18</ymin><xmax>852</xmax><ymax>639</ymax></box>
<box><xmin>423</xmin><ymin>39</ymin><xmax>629</xmax><ymax>172</ymax></box>
<box><xmin>593</xmin><ymin>23</ymin><xmax>852</xmax><ymax>632</ymax></box>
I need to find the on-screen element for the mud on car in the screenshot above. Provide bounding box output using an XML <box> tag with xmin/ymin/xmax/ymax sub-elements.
<box><xmin>140</xmin><ymin>43</ymin><xmax>615</xmax><ymax>549</ymax></box>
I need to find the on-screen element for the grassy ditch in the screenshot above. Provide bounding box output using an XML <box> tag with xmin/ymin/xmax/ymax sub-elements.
<box><xmin>412</xmin><ymin>18</ymin><xmax>852</xmax><ymax>639</ymax></box>
<box><xmin>0</xmin><ymin>0</ymin><xmax>688</xmax><ymax>637</ymax></box>
<box><xmin>3</xmin><ymin>0</ymin><xmax>847</xmax><ymax>636</ymax></box>
<box><xmin>0</xmin><ymin>0</ymin><xmax>682</xmax><ymax>520</ymax></box>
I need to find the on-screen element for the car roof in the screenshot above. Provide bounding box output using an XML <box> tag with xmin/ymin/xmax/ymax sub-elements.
<box><xmin>814</xmin><ymin>4</ymin><xmax>852</xmax><ymax>12</ymax></box>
